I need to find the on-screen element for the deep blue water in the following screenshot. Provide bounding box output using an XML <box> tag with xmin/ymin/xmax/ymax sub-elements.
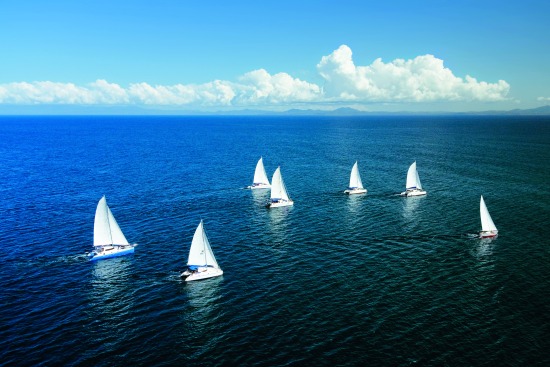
<box><xmin>1</xmin><ymin>115</ymin><xmax>550</xmax><ymax>366</ymax></box>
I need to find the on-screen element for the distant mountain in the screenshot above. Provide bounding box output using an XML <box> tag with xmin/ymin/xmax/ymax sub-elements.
<box><xmin>282</xmin><ymin>107</ymin><xmax>368</xmax><ymax>115</ymax></box>
<box><xmin>0</xmin><ymin>104</ymin><xmax>549</xmax><ymax>116</ymax></box>
<box><xmin>502</xmin><ymin>105</ymin><xmax>550</xmax><ymax>115</ymax></box>
<box><xmin>281</xmin><ymin>105</ymin><xmax>550</xmax><ymax>116</ymax></box>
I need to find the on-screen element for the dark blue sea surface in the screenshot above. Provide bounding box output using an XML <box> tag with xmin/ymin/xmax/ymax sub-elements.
<box><xmin>1</xmin><ymin>115</ymin><xmax>549</xmax><ymax>366</ymax></box>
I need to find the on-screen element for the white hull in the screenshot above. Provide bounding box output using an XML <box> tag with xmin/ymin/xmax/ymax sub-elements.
<box><xmin>400</xmin><ymin>189</ymin><xmax>426</xmax><ymax>197</ymax></box>
<box><xmin>181</xmin><ymin>267</ymin><xmax>223</xmax><ymax>282</ymax></box>
<box><xmin>248</xmin><ymin>183</ymin><xmax>271</xmax><ymax>190</ymax></box>
<box><xmin>89</xmin><ymin>244</ymin><xmax>135</xmax><ymax>261</ymax></box>
<box><xmin>480</xmin><ymin>230</ymin><xmax>498</xmax><ymax>238</ymax></box>
<box><xmin>267</xmin><ymin>200</ymin><xmax>294</xmax><ymax>208</ymax></box>
<box><xmin>344</xmin><ymin>188</ymin><xmax>367</xmax><ymax>195</ymax></box>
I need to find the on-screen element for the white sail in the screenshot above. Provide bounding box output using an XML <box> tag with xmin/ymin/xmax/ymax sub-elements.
<box><xmin>94</xmin><ymin>196</ymin><xmax>129</xmax><ymax>247</ymax></box>
<box><xmin>94</xmin><ymin>196</ymin><xmax>111</xmax><ymax>246</ymax></box>
<box><xmin>187</xmin><ymin>220</ymin><xmax>220</xmax><ymax>268</ymax></box>
<box><xmin>253</xmin><ymin>157</ymin><xmax>270</xmax><ymax>185</ymax></box>
<box><xmin>480</xmin><ymin>196</ymin><xmax>497</xmax><ymax>232</ymax></box>
<box><xmin>349</xmin><ymin>161</ymin><xmax>364</xmax><ymax>189</ymax></box>
<box><xmin>270</xmin><ymin>167</ymin><xmax>290</xmax><ymax>201</ymax></box>
<box><xmin>406</xmin><ymin>161</ymin><xmax>422</xmax><ymax>190</ymax></box>
<box><xmin>107</xmin><ymin>208</ymin><xmax>129</xmax><ymax>245</ymax></box>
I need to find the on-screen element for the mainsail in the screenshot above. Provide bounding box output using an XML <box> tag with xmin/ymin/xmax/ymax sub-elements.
<box><xmin>406</xmin><ymin>161</ymin><xmax>422</xmax><ymax>190</ymax></box>
<box><xmin>253</xmin><ymin>157</ymin><xmax>270</xmax><ymax>185</ymax></box>
<box><xmin>94</xmin><ymin>196</ymin><xmax>129</xmax><ymax>247</ymax></box>
<box><xmin>349</xmin><ymin>161</ymin><xmax>364</xmax><ymax>189</ymax></box>
<box><xmin>187</xmin><ymin>220</ymin><xmax>220</xmax><ymax>268</ymax></box>
<box><xmin>480</xmin><ymin>196</ymin><xmax>497</xmax><ymax>232</ymax></box>
<box><xmin>270</xmin><ymin>167</ymin><xmax>290</xmax><ymax>201</ymax></box>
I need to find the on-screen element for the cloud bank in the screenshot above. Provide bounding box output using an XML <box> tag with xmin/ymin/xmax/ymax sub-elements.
<box><xmin>317</xmin><ymin>45</ymin><xmax>509</xmax><ymax>102</ymax></box>
<box><xmin>0</xmin><ymin>45</ymin><xmax>509</xmax><ymax>107</ymax></box>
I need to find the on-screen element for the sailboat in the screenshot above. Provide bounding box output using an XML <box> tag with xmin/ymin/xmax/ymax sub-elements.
<box><xmin>181</xmin><ymin>220</ymin><xmax>223</xmax><ymax>282</ymax></box>
<box><xmin>479</xmin><ymin>195</ymin><xmax>498</xmax><ymax>238</ymax></box>
<box><xmin>344</xmin><ymin>161</ymin><xmax>367</xmax><ymax>195</ymax></box>
<box><xmin>267</xmin><ymin>166</ymin><xmax>293</xmax><ymax>208</ymax></box>
<box><xmin>400</xmin><ymin>161</ymin><xmax>427</xmax><ymax>197</ymax></box>
<box><xmin>88</xmin><ymin>196</ymin><xmax>136</xmax><ymax>261</ymax></box>
<box><xmin>247</xmin><ymin>157</ymin><xmax>271</xmax><ymax>189</ymax></box>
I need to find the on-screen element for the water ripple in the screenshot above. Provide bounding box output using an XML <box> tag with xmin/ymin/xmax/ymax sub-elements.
<box><xmin>1</xmin><ymin>116</ymin><xmax>550</xmax><ymax>366</ymax></box>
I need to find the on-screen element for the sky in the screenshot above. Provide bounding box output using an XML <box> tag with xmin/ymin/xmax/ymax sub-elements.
<box><xmin>0</xmin><ymin>0</ymin><xmax>549</xmax><ymax>114</ymax></box>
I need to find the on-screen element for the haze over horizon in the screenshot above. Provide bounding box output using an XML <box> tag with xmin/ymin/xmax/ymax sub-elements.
<box><xmin>1</xmin><ymin>0</ymin><xmax>549</xmax><ymax>114</ymax></box>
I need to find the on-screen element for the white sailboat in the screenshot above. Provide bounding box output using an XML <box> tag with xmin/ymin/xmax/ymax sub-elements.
<box><xmin>247</xmin><ymin>157</ymin><xmax>271</xmax><ymax>189</ymax></box>
<box><xmin>181</xmin><ymin>220</ymin><xmax>223</xmax><ymax>282</ymax></box>
<box><xmin>400</xmin><ymin>161</ymin><xmax>427</xmax><ymax>197</ymax></box>
<box><xmin>267</xmin><ymin>166</ymin><xmax>293</xmax><ymax>208</ymax></box>
<box><xmin>88</xmin><ymin>196</ymin><xmax>136</xmax><ymax>261</ymax></box>
<box><xmin>479</xmin><ymin>195</ymin><xmax>498</xmax><ymax>238</ymax></box>
<box><xmin>344</xmin><ymin>161</ymin><xmax>367</xmax><ymax>195</ymax></box>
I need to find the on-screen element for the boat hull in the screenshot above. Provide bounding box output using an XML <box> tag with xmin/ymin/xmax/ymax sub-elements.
<box><xmin>480</xmin><ymin>231</ymin><xmax>498</xmax><ymax>238</ymax></box>
<box><xmin>182</xmin><ymin>267</ymin><xmax>223</xmax><ymax>282</ymax></box>
<box><xmin>89</xmin><ymin>246</ymin><xmax>135</xmax><ymax>261</ymax></box>
<box><xmin>400</xmin><ymin>189</ymin><xmax>427</xmax><ymax>197</ymax></box>
<box><xmin>344</xmin><ymin>188</ymin><xmax>367</xmax><ymax>195</ymax></box>
<box><xmin>267</xmin><ymin>200</ymin><xmax>294</xmax><ymax>208</ymax></box>
<box><xmin>248</xmin><ymin>184</ymin><xmax>271</xmax><ymax>190</ymax></box>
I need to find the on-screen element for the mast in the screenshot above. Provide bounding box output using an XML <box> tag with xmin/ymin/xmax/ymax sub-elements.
<box><xmin>280</xmin><ymin>172</ymin><xmax>289</xmax><ymax>201</ymax></box>
<box><xmin>406</xmin><ymin>161</ymin><xmax>421</xmax><ymax>190</ymax></box>
<box><xmin>107</xmin><ymin>206</ymin><xmax>129</xmax><ymax>245</ymax></box>
<box><xmin>202</xmin><ymin>222</ymin><xmax>219</xmax><ymax>268</ymax></box>
<box><xmin>349</xmin><ymin>161</ymin><xmax>363</xmax><ymax>189</ymax></box>
<box><xmin>104</xmin><ymin>197</ymin><xmax>113</xmax><ymax>244</ymax></box>
<box><xmin>415</xmin><ymin>166</ymin><xmax>422</xmax><ymax>190</ymax></box>
<box><xmin>203</xmin><ymin>221</ymin><xmax>207</xmax><ymax>266</ymax></box>
<box><xmin>271</xmin><ymin>167</ymin><xmax>282</xmax><ymax>200</ymax></box>
<box><xmin>94</xmin><ymin>196</ymin><xmax>113</xmax><ymax>246</ymax></box>
<box><xmin>480</xmin><ymin>196</ymin><xmax>497</xmax><ymax>232</ymax></box>
<box><xmin>253</xmin><ymin>157</ymin><xmax>269</xmax><ymax>185</ymax></box>
<box><xmin>188</xmin><ymin>220</ymin><xmax>219</xmax><ymax>268</ymax></box>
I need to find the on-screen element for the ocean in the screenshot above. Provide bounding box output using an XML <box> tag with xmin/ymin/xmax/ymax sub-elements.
<box><xmin>1</xmin><ymin>115</ymin><xmax>549</xmax><ymax>366</ymax></box>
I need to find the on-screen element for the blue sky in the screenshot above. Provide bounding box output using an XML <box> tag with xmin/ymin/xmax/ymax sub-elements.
<box><xmin>0</xmin><ymin>0</ymin><xmax>548</xmax><ymax>113</ymax></box>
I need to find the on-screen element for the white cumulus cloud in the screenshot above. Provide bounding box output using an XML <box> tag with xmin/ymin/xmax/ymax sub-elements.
<box><xmin>317</xmin><ymin>45</ymin><xmax>510</xmax><ymax>102</ymax></box>
<box><xmin>89</xmin><ymin>79</ymin><xmax>130</xmax><ymax>103</ymax></box>
<box><xmin>0</xmin><ymin>45</ymin><xmax>510</xmax><ymax>108</ymax></box>
<box><xmin>127</xmin><ymin>80</ymin><xmax>236</xmax><ymax>106</ymax></box>
<box><xmin>537</xmin><ymin>96</ymin><xmax>550</xmax><ymax>102</ymax></box>
<box><xmin>234</xmin><ymin>69</ymin><xmax>321</xmax><ymax>105</ymax></box>
<box><xmin>0</xmin><ymin>80</ymin><xmax>129</xmax><ymax>104</ymax></box>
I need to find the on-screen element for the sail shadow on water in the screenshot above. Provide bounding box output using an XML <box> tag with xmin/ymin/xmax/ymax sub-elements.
<box><xmin>268</xmin><ymin>203</ymin><xmax>292</xmax><ymax>227</ymax></box>
<box><xmin>263</xmin><ymin>207</ymin><xmax>292</xmax><ymax>257</ymax></box>
<box><xmin>91</xmin><ymin>255</ymin><xmax>133</xmax><ymax>281</ymax></box>
<box><xmin>184</xmin><ymin>276</ymin><xmax>223</xmax><ymax>309</ymax></box>
<box><xmin>251</xmin><ymin>187</ymin><xmax>270</xmax><ymax>207</ymax></box>
<box><xmin>85</xmin><ymin>258</ymin><xmax>137</xmax><ymax>349</ymax></box>
<box><xmin>346</xmin><ymin>192</ymin><xmax>366</xmax><ymax>216</ymax></box>
<box><xmin>268</xmin><ymin>205</ymin><xmax>291</xmax><ymax>227</ymax></box>
<box><xmin>401</xmin><ymin>195</ymin><xmax>424</xmax><ymax>222</ymax></box>
<box><xmin>474</xmin><ymin>237</ymin><xmax>497</xmax><ymax>258</ymax></box>
<box><xmin>179</xmin><ymin>277</ymin><xmax>224</xmax><ymax>337</ymax></box>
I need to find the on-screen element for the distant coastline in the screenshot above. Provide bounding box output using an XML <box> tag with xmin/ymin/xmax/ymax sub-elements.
<box><xmin>0</xmin><ymin>104</ymin><xmax>549</xmax><ymax>116</ymax></box>
<box><xmin>279</xmin><ymin>105</ymin><xmax>550</xmax><ymax>116</ymax></box>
